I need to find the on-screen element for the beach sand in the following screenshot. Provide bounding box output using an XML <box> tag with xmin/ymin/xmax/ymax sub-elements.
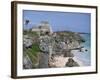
<box><xmin>49</xmin><ymin>54</ymin><xmax>85</xmax><ymax>67</ymax></box>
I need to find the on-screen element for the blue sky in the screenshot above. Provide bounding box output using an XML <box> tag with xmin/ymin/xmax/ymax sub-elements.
<box><xmin>23</xmin><ymin>10</ymin><xmax>91</xmax><ymax>33</ymax></box>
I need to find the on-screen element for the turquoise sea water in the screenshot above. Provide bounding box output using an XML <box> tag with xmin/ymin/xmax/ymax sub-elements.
<box><xmin>74</xmin><ymin>34</ymin><xmax>91</xmax><ymax>66</ymax></box>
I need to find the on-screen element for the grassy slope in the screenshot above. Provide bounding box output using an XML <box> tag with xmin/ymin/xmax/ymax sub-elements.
<box><xmin>23</xmin><ymin>31</ymin><xmax>40</xmax><ymax>68</ymax></box>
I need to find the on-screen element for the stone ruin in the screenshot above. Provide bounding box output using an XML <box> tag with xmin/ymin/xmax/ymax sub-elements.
<box><xmin>23</xmin><ymin>21</ymin><xmax>87</xmax><ymax>68</ymax></box>
<box><xmin>38</xmin><ymin>21</ymin><xmax>86</xmax><ymax>68</ymax></box>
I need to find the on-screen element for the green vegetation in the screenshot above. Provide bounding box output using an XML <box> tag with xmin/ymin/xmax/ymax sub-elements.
<box><xmin>56</xmin><ymin>31</ymin><xmax>85</xmax><ymax>44</ymax></box>
<box><xmin>31</xmin><ymin>43</ymin><xmax>40</xmax><ymax>56</ymax></box>
<box><xmin>23</xmin><ymin>30</ymin><xmax>38</xmax><ymax>37</ymax></box>
<box><xmin>23</xmin><ymin>30</ymin><xmax>86</xmax><ymax>68</ymax></box>
<box><xmin>24</xmin><ymin>43</ymin><xmax>40</xmax><ymax>68</ymax></box>
<box><xmin>29</xmin><ymin>32</ymin><xmax>38</xmax><ymax>36</ymax></box>
<box><xmin>23</xmin><ymin>30</ymin><xmax>40</xmax><ymax>68</ymax></box>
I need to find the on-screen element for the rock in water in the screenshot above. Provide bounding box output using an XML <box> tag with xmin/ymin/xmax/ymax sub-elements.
<box><xmin>66</xmin><ymin>58</ymin><xmax>79</xmax><ymax>67</ymax></box>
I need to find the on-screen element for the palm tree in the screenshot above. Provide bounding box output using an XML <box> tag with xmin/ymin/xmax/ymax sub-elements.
<box><xmin>25</xmin><ymin>20</ymin><xmax>30</xmax><ymax>25</ymax></box>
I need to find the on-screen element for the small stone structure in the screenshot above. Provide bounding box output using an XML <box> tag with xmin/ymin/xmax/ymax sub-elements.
<box><xmin>32</xmin><ymin>21</ymin><xmax>52</xmax><ymax>36</ymax></box>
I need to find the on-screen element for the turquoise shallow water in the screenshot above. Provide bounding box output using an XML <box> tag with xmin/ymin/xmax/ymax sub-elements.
<box><xmin>74</xmin><ymin>34</ymin><xmax>91</xmax><ymax>66</ymax></box>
